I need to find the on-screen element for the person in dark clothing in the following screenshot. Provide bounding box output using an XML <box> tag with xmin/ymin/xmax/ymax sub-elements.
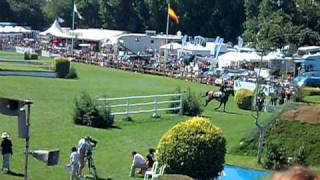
<box><xmin>146</xmin><ymin>148</ymin><xmax>156</xmax><ymax>168</ymax></box>
<box><xmin>218</xmin><ymin>81</ymin><xmax>227</xmax><ymax>100</ymax></box>
<box><xmin>1</xmin><ymin>132</ymin><xmax>13</xmax><ymax>172</ymax></box>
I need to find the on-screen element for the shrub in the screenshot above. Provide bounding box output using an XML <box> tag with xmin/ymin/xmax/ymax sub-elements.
<box><xmin>168</xmin><ymin>87</ymin><xmax>182</xmax><ymax>114</ymax></box>
<box><xmin>181</xmin><ymin>88</ymin><xmax>203</xmax><ymax>116</ymax></box>
<box><xmin>235</xmin><ymin>89</ymin><xmax>254</xmax><ymax>110</ymax></box>
<box><xmin>54</xmin><ymin>57</ymin><xmax>70</xmax><ymax>78</ymax></box>
<box><xmin>73</xmin><ymin>92</ymin><xmax>114</xmax><ymax>128</ymax></box>
<box><xmin>24</xmin><ymin>52</ymin><xmax>30</xmax><ymax>60</ymax></box>
<box><xmin>29</xmin><ymin>53</ymin><xmax>38</xmax><ymax>60</ymax></box>
<box><xmin>157</xmin><ymin>117</ymin><xmax>226</xmax><ymax>179</ymax></box>
<box><xmin>264</xmin><ymin>144</ymin><xmax>288</xmax><ymax>170</ymax></box>
<box><xmin>292</xmin><ymin>86</ymin><xmax>304</xmax><ymax>102</ymax></box>
<box><xmin>292</xmin><ymin>146</ymin><xmax>308</xmax><ymax>166</ymax></box>
<box><xmin>303</xmin><ymin>87</ymin><xmax>320</xmax><ymax>96</ymax></box>
<box><xmin>24</xmin><ymin>52</ymin><xmax>38</xmax><ymax>60</ymax></box>
<box><xmin>65</xmin><ymin>66</ymin><xmax>78</xmax><ymax>79</ymax></box>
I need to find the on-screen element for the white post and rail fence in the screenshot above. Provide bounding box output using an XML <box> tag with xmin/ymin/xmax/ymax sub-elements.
<box><xmin>96</xmin><ymin>93</ymin><xmax>183</xmax><ymax>118</ymax></box>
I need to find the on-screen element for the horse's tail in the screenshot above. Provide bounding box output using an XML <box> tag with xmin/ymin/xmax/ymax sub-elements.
<box><xmin>203</xmin><ymin>90</ymin><xmax>210</xmax><ymax>97</ymax></box>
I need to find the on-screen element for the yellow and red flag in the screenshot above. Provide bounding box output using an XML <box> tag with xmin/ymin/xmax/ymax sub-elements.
<box><xmin>168</xmin><ymin>7</ymin><xmax>179</xmax><ymax>24</ymax></box>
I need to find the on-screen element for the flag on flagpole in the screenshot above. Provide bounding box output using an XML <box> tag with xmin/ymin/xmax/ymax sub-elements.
<box><xmin>168</xmin><ymin>7</ymin><xmax>179</xmax><ymax>24</ymax></box>
<box><xmin>57</xmin><ymin>17</ymin><xmax>64</xmax><ymax>24</ymax></box>
<box><xmin>74</xmin><ymin>3</ymin><xmax>84</xmax><ymax>20</ymax></box>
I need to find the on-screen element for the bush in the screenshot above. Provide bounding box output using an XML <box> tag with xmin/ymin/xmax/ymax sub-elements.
<box><xmin>24</xmin><ymin>52</ymin><xmax>38</xmax><ymax>60</ymax></box>
<box><xmin>157</xmin><ymin>117</ymin><xmax>226</xmax><ymax>179</ymax></box>
<box><xmin>168</xmin><ymin>87</ymin><xmax>182</xmax><ymax>114</ymax></box>
<box><xmin>292</xmin><ymin>146</ymin><xmax>308</xmax><ymax>166</ymax></box>
<box><xmin>24</xmin><ymin>52</ymin><xmax>30</xmax><ymax>60</ymax></box>
<box><xmin>54</xmin><ymin>58</ymin><xmax>70</xmax><ymax>78</ymax></box>
<box><xmin>292</xmin><ymin>86</ymin><xmax>304</xmax><ymax>102</ymax></box>
<box><xmin>65</xmin><ymin>66</ymin><xmax>78</xmax><ymax>79</ymax></box>
<box><xmin>264</xmin><ymin>144</ymin><xmax>288</xmax><ymax>170</ymax></box>
<box><xmin>235</xmin><ymin>89</ymin><xmax>254</xmax><ymax>110</ymax></box>
<box><xmin>303</xmin><ymin>87</ymin><xmax>320</xmax><ymax>96</ymax></box>
<box><xmin>181</xmin><ymin>88</ymin><xmax>203</xmax><ymax>116</ymax></box>
<box><xmin>73</xmin><ymin>92</ymin><xmax>114</xmax><ymax>128</ymax></box>
<box><xmin>29</xmin><ymin>53</ymin><xmax>38</xmax><ymax>60</ymax></box>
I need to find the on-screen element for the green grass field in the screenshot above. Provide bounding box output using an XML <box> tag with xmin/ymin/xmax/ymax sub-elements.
<box><xmin>0</xmin><ymin>51</ymin><xmax>273</xmax><ymax>179</ymax></box>
<box><xmin>0</xmin><ymin>51</ymin><xmax>52</xmax><ymax>71</ymax></box>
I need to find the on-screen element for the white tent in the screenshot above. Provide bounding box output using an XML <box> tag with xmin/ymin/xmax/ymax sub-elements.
<box><xmin>0</xmin><ymin>26</ymin><xmax>31</xmax><ymax>33</ymax></box>
<box><xmin>40</xmin><ymin>20</ymin><xmax>63</xmax><ymax>36</ymax></box>
<box><xmin>218</xmin><ymin>52</ymin><xmax>262</xmax><ymax>68</ymax></box>
<box><xmin>160</xmin><ymin>43</ymin><xmax>182</xmax><ymax>50</ymax></box>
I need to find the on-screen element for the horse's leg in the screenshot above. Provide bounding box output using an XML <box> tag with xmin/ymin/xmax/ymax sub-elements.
<box><xmin>215</xmin><ymin>101</ymin><xmax>222</xmax><ymax>110</ymax></box>
<box><xmin>205</xmin><ymin>97</ymin><xmax>213</xmax><ymax>107</ymax></box>
<box><xmin>223</xmin><ymin>101</ymin><xmax>226</xmax><ymax>112</ymax></box>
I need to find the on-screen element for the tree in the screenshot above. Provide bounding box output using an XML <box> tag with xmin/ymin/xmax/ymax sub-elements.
<box><xmin>76</xmin><ymin>0</ymin><xmax>101</xmax><ymax>28</ymax></box>
<box><xmin>0</xmin><ymin>0</ymin><xmax>14</xmax><ymax>22</ymax></box>
<box><xmin>8</xmin><ymin>0</ymin><xmax>47</xmax><ymax>29</ymax></box>
<box><xmin>43</xmin><ymin>0</ymin><xmax>73</xmax><ymax>28</ymax></box>
<box><xmin>243</xmin><ymin>0</ymin><xmax>320</xmax><ymax>49</ymax></box>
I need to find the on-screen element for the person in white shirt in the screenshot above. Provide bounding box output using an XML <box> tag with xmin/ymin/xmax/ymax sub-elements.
<box><xmin>70</xmin><ymin>147</ymin><xmax>80</xmax><ymax>180</ymax></box>
<box><xmin>130</xmin><ymin>151</ymin><xmax>147</xmax><ymax>177</ymax></box>
<box><xmin>78</xmin><ymin>136</ymin><xmax>90</xmax><ymax>176</ymax></box>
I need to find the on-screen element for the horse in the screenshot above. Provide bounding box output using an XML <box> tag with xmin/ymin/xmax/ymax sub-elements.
<box><xmin>203</xmin><ymin>87</ymin><xmax>234</xmax><ymax>112</ymax></box>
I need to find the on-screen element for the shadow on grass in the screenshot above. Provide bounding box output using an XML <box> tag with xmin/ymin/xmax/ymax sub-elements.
<box><xmin>5</xmin><ymin>170</ymin><xmax>24</xmax><ymax>177</ymax></box>
<box><xmin>214</xmin><ymin>109</ymin><xmax>242</xmax><ymax>115</ymax></box>
<box><xmin>85</xmin><ymin>176</ymin><xmax>112</xmax><ymax>180</ymax></box>
<box><xmin>75</xmin><ymin>124</ymin><xmax>122</xmax><ymax>130</ymax></box>
<box><xmin>109</xmin><ymin>125</ymin><xmax>121</xmax><ymax>130</ymax></box>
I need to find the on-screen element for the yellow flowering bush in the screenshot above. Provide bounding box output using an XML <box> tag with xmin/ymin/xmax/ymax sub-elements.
<box><xmin>235</xmin><ymin>89</ymin><xmax>254</xmax><ymax>110</ymax></box>
<box><xmin>156</xmin><ymin>117</ymin><xmax>226</xmax><ymax>179</ymax></box>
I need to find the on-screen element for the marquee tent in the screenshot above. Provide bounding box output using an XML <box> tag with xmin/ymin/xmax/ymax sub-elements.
<box><xmin>218</xmin><ymin>52</ymin><xmax>262</xmax><ymax>68</ymax></box>
<box><xmin>40</xmin><ymin>20</ymin><xmax>63</xmax><ymax>37</ymax></box>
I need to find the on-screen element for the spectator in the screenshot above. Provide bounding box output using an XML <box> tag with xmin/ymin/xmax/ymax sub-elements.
<box><xmin>271</xmin><ymin>165</ymin><xmax>320</xmax><ymax>180</ymax></box>
<box><xmin>1</xmin><ymin>132</ymin><xmax>13</xmax><ymax>173</ymax></box>
<box><xmin>146</xmin><ymin>148</ymin><xmax>156</xmax><ymax>168</ymax></box>
<box><xmin>69</xmin><ymin>146</ymin><xmax>80</xmax><ymax>180</ymax></box>
<box><xmin>130</xmin><ymin>151</ymin><xmax>147</xmax><ymax>177</ymax></box>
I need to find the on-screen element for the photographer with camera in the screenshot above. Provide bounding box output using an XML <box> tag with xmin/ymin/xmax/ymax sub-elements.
<box><xmin>78</xmin><ymin>136</ymin><xmax>98</xmax><ymax>177</ymax></box>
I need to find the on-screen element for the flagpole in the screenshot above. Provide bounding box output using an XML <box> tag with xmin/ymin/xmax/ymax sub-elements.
<box><xmin>71</xmin><ymin>2</ymin><xmax>75</xmax><ymax>54</ymax></box>
<box><xmin>165</xmin><ymin>3</ymin><xmax>170</xmax><ymax>67</ymax></box>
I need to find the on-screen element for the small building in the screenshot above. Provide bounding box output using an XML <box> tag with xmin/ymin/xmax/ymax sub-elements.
<box><xmin>115</xmin><ymin>30</ymin><xmax>183</xmax><ymax>54</ymax></box>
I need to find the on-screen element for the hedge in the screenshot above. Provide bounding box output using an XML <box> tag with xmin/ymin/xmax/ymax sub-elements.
<box><xmin>24</xmin><ymin>52</ymin><xmax>38</xmax><ymax>60</ymax></box>
<box><xmin>235</xmin><ymin>89</ymin><xmax>254</xmax><ymax>110</ymax></box>
<box><xmin>157</xmin><ymin>117</ymin><xmax>226</xmax><ymax>179</ymax></box>
<box><xmin>54</xmin><ymin>57</ymin><xmax>70</xmax><ymax>78</ymax></box>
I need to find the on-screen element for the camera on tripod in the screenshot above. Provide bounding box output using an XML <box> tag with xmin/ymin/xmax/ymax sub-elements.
<box><xmin>84</xmin><ymin>136</ymin><xmax>99</xmax><ymax>179</ymax></box>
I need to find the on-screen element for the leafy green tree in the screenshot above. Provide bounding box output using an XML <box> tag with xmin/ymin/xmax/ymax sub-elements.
<box><xmin>43</xmin><ymin>0</ymin><xmax>73</xmax><ymax>27</ymax></box>
<box><xmin>76</xmin><ymin>0</ymin><xmax>101</xmax><ymax>28</ymax></box>
<box><xmin>8</xmin><ymin>0</ymin><xmax>47</xmax><ymax>29</ymax></box>
<box><xmin>0</xmin><ymin>0</ymin><xmax>14</xmax><ymax>22</ymax></box>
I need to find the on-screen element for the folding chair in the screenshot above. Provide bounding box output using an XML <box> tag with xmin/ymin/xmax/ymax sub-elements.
<box><xmin>144</xmin><ymin>161</ymin><xmax>158</xmax><ymax>180</ymax></box>
<box><xmin>151</xmin><ymin>164</ymin><xmax>166</xmax><ymax>180</ymax></box>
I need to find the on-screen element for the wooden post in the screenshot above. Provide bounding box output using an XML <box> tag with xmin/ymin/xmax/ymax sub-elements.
<box><xmin>126</xmin><ymin>98</ymin><xmax>129</xmax><ymax>119</ymax></box>
<box><xmin>179</xmin><ymin>94</ymin><xmax>183</xmax><ymax>115</ymax></box>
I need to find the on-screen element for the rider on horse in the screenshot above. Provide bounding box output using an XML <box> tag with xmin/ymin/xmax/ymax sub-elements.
<box><xmin>218</xmin><ymin>81</ymin><xmax>227</xmax><ymax>100</ymax></box>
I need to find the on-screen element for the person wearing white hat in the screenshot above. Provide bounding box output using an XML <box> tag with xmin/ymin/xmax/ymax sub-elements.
<box><xmin>1</xmin><ymin>132</ymin><xmax>13</xmax><ymax>173</ymax></box>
